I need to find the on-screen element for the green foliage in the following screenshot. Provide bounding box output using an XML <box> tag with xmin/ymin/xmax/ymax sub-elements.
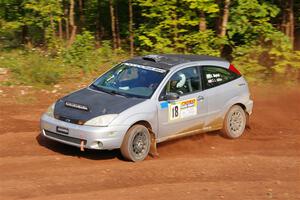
<box><xmin>136</xmin><ymin>0</ymin><xmax>181</xmax><ymax>52</ymax></box>
<box><xmin>97</xmin><ymin>40</ymin><xmax>114</xmax><ymax>60</ymax></box>
<box><xmin>0</xmin><ymin>0</ymin><xmax>63</xmax><ymax>48</ymax></box>
<box><xmin>62</xmin><ymin>31</ymin><xmax>95</xmax><ymax>72</ymax></box>
<box><xmin>223</xmin><ymin>0</ymin><xmax>300</xmax><ymax>83</ymax></box>
<box><xmin>24</xmin><ymin>0</ymin><xmax>63</xmax><ymax>49</ymax></box>
<box><xmin>233</xmin><ymin>40</ymin><xmax>300</xmax><ymax>83</ymax></box>
<box><xmin>136</xmin><ymin>0</ymin><xmax>221</xmax><ymax>55</ymax></box>
<box><xmin>185</xmin><ymin>0</ymin><xmax>219</xmax><ymax>13</ymax></box>
<box><xmin>182</xmin><ymin>30</ymin><xmax>223</xmax><ymax>56</ymax></box>
<box><xmin>24</xmin><ymin>0</ymin><xmax>63</xmax><ymax>26</ymax></box>
<box><xmin>0</xmin><ymin>46</ymin><xmax>129</xmax><ymax>87</ymax></box>
<box><xmin>228</xmin><ymin>0</ymin><xmax>280</xmax><ymax>45</ymax></box>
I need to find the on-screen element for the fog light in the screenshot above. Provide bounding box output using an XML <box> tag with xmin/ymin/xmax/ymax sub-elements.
<box><xmin>97</xmin><ymin>141</ymin><xmax>103</xmax><ymax>149</ymax></box>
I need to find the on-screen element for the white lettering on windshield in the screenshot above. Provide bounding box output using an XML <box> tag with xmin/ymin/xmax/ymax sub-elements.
<box><xmin>124</xmin><ymin>62</ymin><xmax>166</xmax><ymax>73</ymax></box>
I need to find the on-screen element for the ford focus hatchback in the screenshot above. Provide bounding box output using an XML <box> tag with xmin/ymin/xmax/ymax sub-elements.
<box><xmin>40</xmin><ymin>54</ymin><xmax>253</xmax><ymax>162</ymax></box>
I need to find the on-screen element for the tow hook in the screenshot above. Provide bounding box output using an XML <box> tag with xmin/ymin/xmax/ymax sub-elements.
<box><xmin>80</xmin><ymin>140</ymin><xmax>85</xmax><ymax>151</ymax></box>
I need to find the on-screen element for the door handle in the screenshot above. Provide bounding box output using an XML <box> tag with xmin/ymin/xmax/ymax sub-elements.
<box><xmin>197</xmin><ymin>96</ymin><xmax>204</xmax><ymax>101</ymax></box>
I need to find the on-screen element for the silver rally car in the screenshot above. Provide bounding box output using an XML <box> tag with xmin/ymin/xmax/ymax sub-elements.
<box><xmin>40</xmin><ymin>54</ymin><xmax>253</xmax><ymax>162</ymax></box>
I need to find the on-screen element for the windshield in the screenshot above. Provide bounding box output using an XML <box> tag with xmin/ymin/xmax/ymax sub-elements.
<box><xmin>90</xmin><ymin>63</ymin><xmax>167</xmax><ymax>98</ymax></box>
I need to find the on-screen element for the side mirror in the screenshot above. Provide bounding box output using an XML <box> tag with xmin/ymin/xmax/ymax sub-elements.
<box><xmin>165</xmin><ymin>92</ymin><xmax>179</xmax><ymax>101</ymax></box>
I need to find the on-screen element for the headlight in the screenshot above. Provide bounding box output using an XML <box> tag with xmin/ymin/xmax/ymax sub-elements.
<box><xmin>45</xmin><ymin>103</ymin><xmax>55</xmax><ymax>118</ymax></box>
<box><xmin>84</xmin><ymin>114</ymin><xmax>118</xmax><ymax>127</ymax></box>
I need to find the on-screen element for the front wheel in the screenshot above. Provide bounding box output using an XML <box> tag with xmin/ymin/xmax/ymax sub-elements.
<box><xmin>120</xmin><ymin>125</ymin><xmax>151</xmax><ymax>162</ymax></box>
<box><xmin>221</xmin><ymin>105</ymin><xmax>246</xmax><ymax>139</ymax></box>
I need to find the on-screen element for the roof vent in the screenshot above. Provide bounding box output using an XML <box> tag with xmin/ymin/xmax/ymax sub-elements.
<box><xmin>142</xmin><ymin>55</ymin><xmax>163</xmax><ymax>63</ymax></box>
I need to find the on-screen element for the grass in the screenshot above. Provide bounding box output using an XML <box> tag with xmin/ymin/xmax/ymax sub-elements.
<box><xmin>0</xmin><ymin>48</ymin><xmax>130</xmax><ymax>88</ymax></box>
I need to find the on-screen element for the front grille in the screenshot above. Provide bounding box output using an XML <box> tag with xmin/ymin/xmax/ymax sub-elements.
<box><xmin>44</xmin><ymin>130</ymin><xmax>87</xmax><ymax>145</ymax></box>
<box><xmin>55</xmin><ymin>115</ymin><xmax>85</xmax><ymax>125</ymax></box>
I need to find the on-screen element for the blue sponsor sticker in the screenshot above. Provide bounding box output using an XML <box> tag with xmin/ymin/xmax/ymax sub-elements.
<box><xmin>160</xmin><ymin>101</ymin><xmax>168</xmax><ymax>109</ymax></box>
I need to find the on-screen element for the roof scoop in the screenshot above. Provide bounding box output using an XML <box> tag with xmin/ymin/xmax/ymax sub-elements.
<box><xmin>142</xmin><ymin>55</ymin><xmax>163</xmax><ymax>62</ymax></box>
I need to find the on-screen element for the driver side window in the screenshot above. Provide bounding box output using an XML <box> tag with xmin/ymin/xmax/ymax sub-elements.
<box><xmin>160</xmin><ymin>67</ymin><xmax>201</xmax><ymax>99</ymax></box>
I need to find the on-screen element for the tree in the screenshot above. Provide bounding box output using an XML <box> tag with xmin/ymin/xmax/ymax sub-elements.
<box><xmin>78</xmin><ymin>0</ymin><xmax>85</xmax><ymax>32</ymax></box>
<box><xmin>281</xmin><ymin>0</ymin><xmax>295</xmax><ymax>49</ymax></box>
<box><xmin>109</xmin><ymin>0</ymin><xmax>118</xmax><ymax>50</ymax></box>
<box><xmin>219</xmin><ymin>0</ymin><xmax>230</xmax><ymax>37</ymax></box>
<box><xmin>68</xmin><ymin>0</ymin><xmax>76</xmax><ymax>46</ymax></box>
<box><xmin>115</xmin><ymin>2</ymin><xmax>121</xmax><ymax>49</ymax></box>
<box><xmin>64</xmin><ymin>7</ymin><xmax>70</xmax><ymax>40</ymax></box>
<box><xmin>129</xmin><ymin>0</ymin><xmax>134</xmax><ymax>56</ymax></box>
<box><xmin>95</xmin><ymin>0</ymin><xmax>103</xmax><ymax>43</ymax></box>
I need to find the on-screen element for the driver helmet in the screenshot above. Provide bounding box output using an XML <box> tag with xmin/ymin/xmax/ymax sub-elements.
<box><xmin>171</xmin><ymin>72</ymin><xmax>186</xmax><ymax>88</ymax></box>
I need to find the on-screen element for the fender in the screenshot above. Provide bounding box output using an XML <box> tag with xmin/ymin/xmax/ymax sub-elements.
<box><xmin>221</xmin><ymin>95</ymin><xmax>249</xmax><ymax>117</ymax></box>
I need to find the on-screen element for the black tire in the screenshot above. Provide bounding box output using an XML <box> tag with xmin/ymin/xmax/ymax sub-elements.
<box><xmin>221</xmin><ymin>105</ymin><xmax>246</xmax><ymax>139</ymax></box>
<box><xmin>120</xmin><ymin>125</ymin><xmax>151</xmax><ymax>162</ymax></box>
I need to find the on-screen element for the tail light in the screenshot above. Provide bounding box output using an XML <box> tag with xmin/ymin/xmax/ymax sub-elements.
<box><xmin>229</xmin><ymin>64</ymin><xmax>241</xmax><ymax>76</ymax></box>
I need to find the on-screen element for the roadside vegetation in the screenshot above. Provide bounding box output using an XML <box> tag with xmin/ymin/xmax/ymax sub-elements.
<box><xmin>0</xmin><ymin>0</ymin><xmax>300</xmax><ymax>87</ymax></box>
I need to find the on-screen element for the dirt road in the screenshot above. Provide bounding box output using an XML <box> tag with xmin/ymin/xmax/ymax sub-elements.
<box><xmin>0</xmin><ymin>85</ymin><xmax>299</xmax><ymax>200</ymax></box>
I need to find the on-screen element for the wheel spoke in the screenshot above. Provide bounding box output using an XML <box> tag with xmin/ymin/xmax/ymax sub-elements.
<box><xmin>229</xmin><ymin>110</ymin><xmax>244</xmax><ymax>134</ymax></box>
<box><xmin>132</xmin><ymin>131</ymin><xmax>149</xmax><ymax>157</ymax></box>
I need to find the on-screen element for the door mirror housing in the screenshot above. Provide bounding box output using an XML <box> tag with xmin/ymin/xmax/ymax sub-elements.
<box><xmin>165</xmin><ymin>92</ymin><xmax>180</xmax><ymax>101</ymax></box>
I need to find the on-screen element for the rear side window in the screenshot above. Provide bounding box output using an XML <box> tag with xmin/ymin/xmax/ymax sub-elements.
<box><xmin>202</xmin><ymin>66</ymin><xmax>240</xmax><ymax>89</ymax></box>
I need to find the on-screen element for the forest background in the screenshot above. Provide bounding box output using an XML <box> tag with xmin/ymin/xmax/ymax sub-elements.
<box><xmin>0</xmin><ymin>0</ymin><xmax>299</xmax><ymax>87</ymax></box>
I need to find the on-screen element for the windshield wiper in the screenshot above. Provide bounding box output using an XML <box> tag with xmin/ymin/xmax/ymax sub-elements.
<box><xmin>90</xmin><ymin>84</ymin><xmax>114</xmax><ymax>94</ymax></box>
<box><xmin>91</xmin><ymin>84</ymin><xmax>129</xmax><ymax>97</ymax></box>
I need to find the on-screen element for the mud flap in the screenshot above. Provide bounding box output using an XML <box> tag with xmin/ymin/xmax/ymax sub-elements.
<box><xmin>149</xmin><ymin>133</ymin><xmax>159</xmax><ymax>158</ymax></box>
<box><xmin>246</xmin><ymin>113</ymin><xmax>251</xmax><ymax>130</ymax></box>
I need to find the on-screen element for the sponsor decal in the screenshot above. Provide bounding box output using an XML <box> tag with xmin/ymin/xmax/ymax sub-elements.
<box><xmin>160</xmin><ymin>101</ymin><xmax>168</xmax><ymax>109</ymax></box>
<box><xmin>169</xmin><ymin>98</ymin><xmax>197</xmax><ymax>121</ymax></box>
<box><xmin>65</xmin><ymin>101</ymin><xmax>89</xmax><ymax>111</ymax></box>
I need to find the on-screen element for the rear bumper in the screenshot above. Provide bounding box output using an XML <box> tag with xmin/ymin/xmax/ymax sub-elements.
<box><xmin>40</xmin><ymin>114</ymin><xmax>129</xmax><ymax>150</ymax></box>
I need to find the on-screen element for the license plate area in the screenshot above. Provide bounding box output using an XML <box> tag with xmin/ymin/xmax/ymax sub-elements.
<box><xmin>56</xmin><ymin>126</ymin><xmax>69</xmax><ymax>134</ymax></box>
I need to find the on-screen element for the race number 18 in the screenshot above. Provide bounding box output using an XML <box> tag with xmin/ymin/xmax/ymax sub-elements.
<box><xmin>170</xmin><ymin>104</ymin><xmax>180</xmax><ymax>120</ymax></box>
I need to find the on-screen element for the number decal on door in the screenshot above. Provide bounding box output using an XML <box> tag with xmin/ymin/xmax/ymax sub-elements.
<box><xmin>169</xmin><ymin>104</ymin><xmax>180</xmax><ymax>120</ymax></box>
<box><xmin>171</xmin><ymin>104</ymin><xmax>179</xmax><ymax>119</ymax></box>
<box><xmin>169</xmin><ymin>98</ymin><xmax>198</xmax><ymax>121</ymax></box>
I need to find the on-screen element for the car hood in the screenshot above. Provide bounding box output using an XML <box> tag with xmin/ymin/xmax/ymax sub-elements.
<box><xmin>54</xmin><ymin>88</ymin><xmax>145</xmax><ymax>123</ymax></box>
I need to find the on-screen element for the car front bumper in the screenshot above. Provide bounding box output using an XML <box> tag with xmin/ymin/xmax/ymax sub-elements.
<box><xmin>40</xmin><ymin>114</ymin><xmax>129</xmax><ymax>150</ymax></box>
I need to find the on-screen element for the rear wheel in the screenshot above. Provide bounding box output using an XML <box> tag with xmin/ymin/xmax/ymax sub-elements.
<box><xmin>221</xmin><ymin>105</ymin><xmax>246</xmax><ymax>139</ymax></box>
<box><xmin>120</xmin><ymin>125</ymin><xmax>151</xmax><ymax>162</ymax></box>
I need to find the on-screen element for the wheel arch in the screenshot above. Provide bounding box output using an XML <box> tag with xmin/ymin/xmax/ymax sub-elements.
<box><xmin>222</xmin><ymin>95</ymin><xmax>250</xmax><ymax>116</ymax></box>
<box><xmin>131</xmin><ymin>120</ymin><xmax>152</xmax><ymax>130</ymax></box>
<box><xmin>129</xmin><ymin>120</ymin><xmax>156</xmax><ymax>138</ymax></box>
<box><xmin>234</xmin><ymin>103</ymin><xmax>246</xmax><ymax>112</ymax></box>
